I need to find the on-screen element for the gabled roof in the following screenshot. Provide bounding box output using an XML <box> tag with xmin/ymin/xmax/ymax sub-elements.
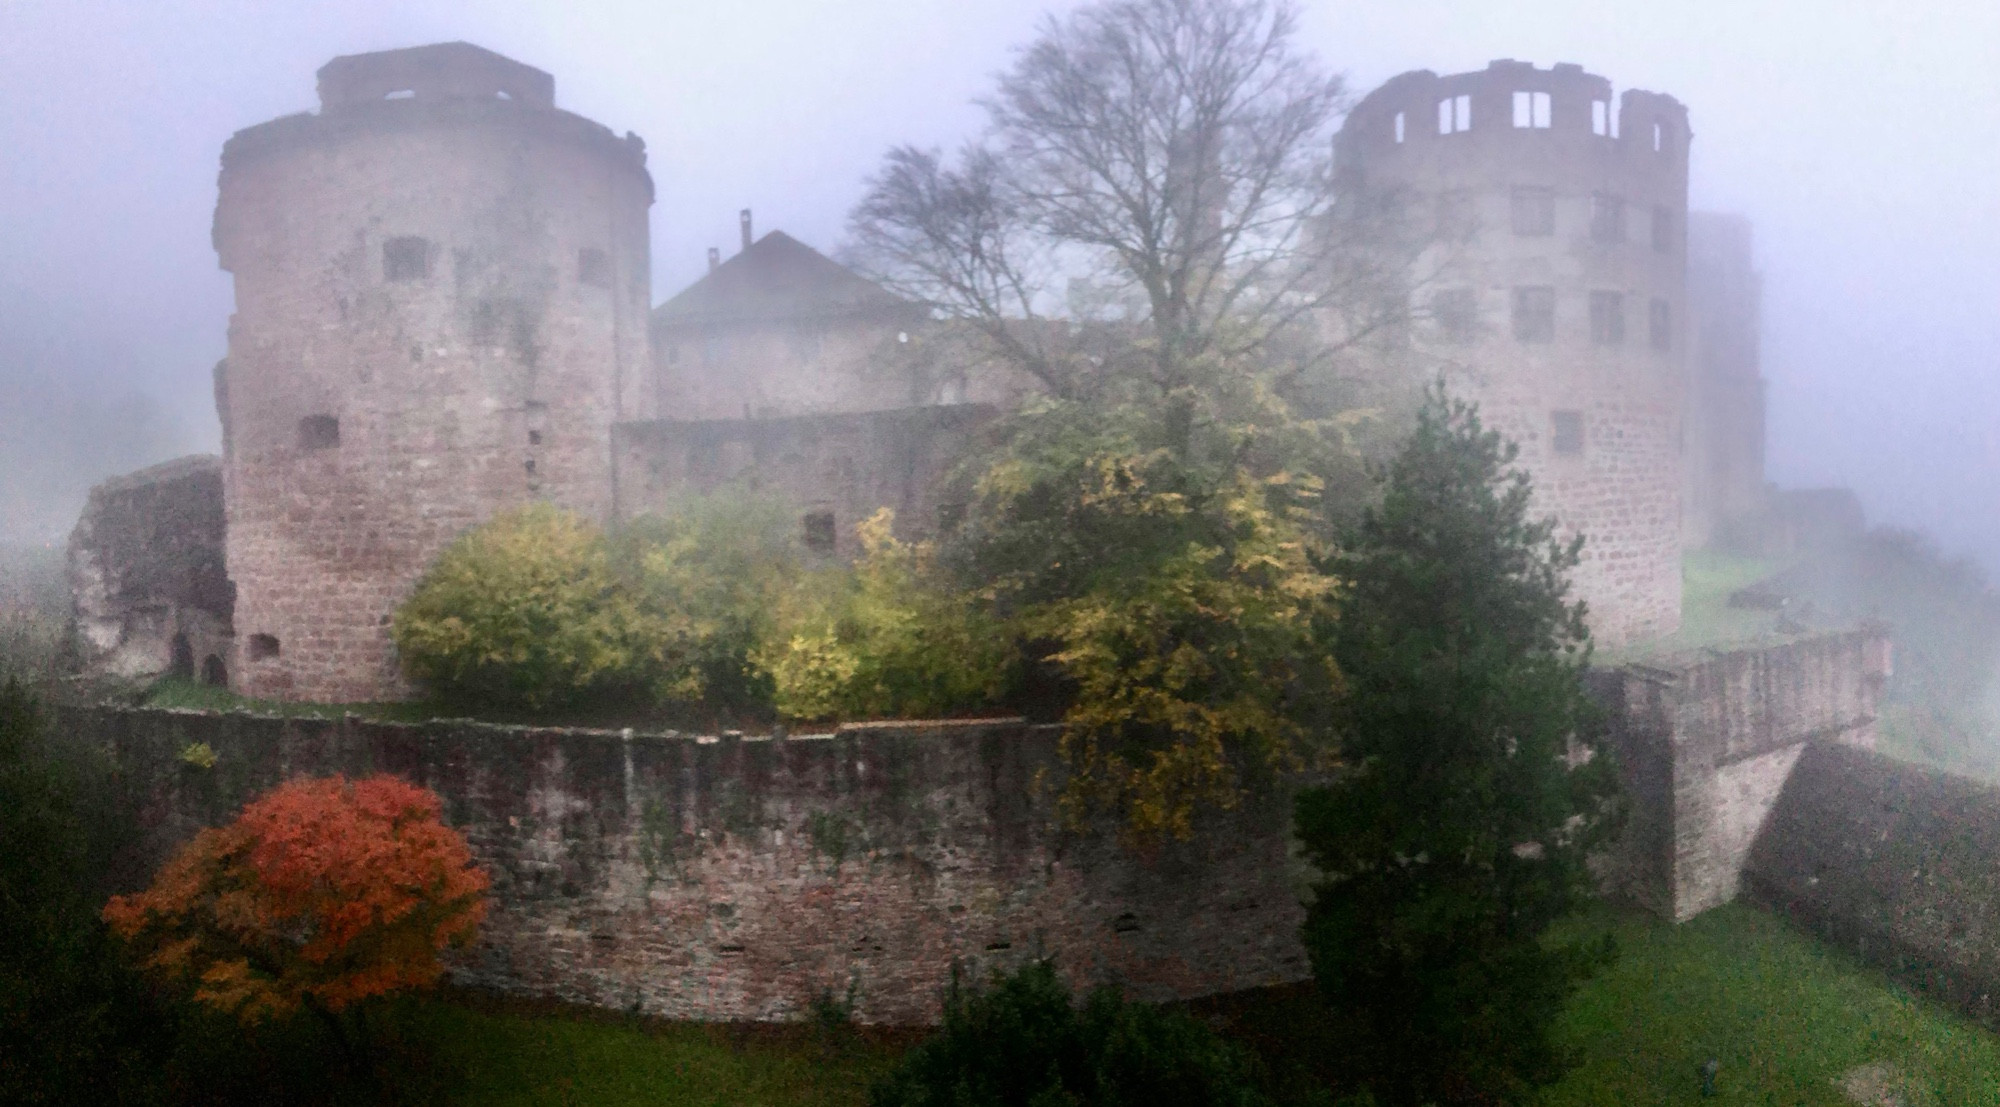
<box><xmin>653</xmin><ymin>231</ymin><xmax>915</xmax><ymax>329</ymax></box>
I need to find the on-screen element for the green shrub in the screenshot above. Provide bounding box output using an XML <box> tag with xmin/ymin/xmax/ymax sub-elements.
<box><xmin>0</xmin><ymin>676</ymin><xmax>175</xmax><ymax>1103</ymax></box>
<box><xmin>762</xmin><ymin>509</ymin><xmax>1014</xmax><ymax>721</ymax></box>
<box><xmin>870</xmin><ymin>960</ymin><xmax>1268</xmax><ymax>1107</ymax></box>
<box><xmin>615</xmin><ymin>492</ymin><xmax>801</xmax><ymax>717</ymax></box>
<box><xmin>393</xmin><ymin>504</ymin><xmax>647</xmax><ymax>711</ymax></box>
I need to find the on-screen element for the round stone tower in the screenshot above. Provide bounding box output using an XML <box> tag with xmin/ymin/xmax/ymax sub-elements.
<box><xmin>1338</xmin><ymin>60</ymin><xmax>1690</xmax><ymax>645</ymax></box>
<box><xmin>212</xmin><ymin>42</ymin><xmax>654</xmax><ymax>700</ymax></box>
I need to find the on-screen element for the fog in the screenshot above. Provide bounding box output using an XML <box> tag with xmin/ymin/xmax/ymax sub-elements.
<box><xmin>3</xmin><ymin>0</ymin><xmax>1995</xmax><ymax>568</ymax></box>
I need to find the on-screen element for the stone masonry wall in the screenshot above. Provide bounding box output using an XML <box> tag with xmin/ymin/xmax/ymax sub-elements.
<box><xmin>1338</xmin><ymin>61</ymin><xmax>1690</xmax><ymax>645</ymax></box>
<box><xmin>1594</xmin><ymin>626</ymin><xmax>1891</xmax><ymax>919</ymax></box>
<box><xmin>1745</xmin><ymin>743</ymin><xmax>2000</xmax><ymax>1028</ymax></box>
<box><xmin>213</xmin><ymin>45</ymin><xmax>653</xmax><ymax>703</ymax></box>
<box><xmin>67</xmin><ymin>455</ymin><xmax>233</xmax><ymax>682</ymax></box>
<box><xmin>59</xmin><ymin>707</ymin><xmax>1309</xmax><ymax>1025</ymax></box>
<box><xmin>612</xmin><ymin>404</ymin><xmax>998</xmax><ymax>558</ymax></box>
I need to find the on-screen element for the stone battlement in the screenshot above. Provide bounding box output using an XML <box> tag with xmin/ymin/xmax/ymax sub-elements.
<box><xmin>1342</xmin><ymin>59</ymin><xmax>1689</xmax><ymax>172</ymax></box>
<box><xmin>318</xmin><ymin>42</ymin><xmax>557</xmax><ymax>111</ymax></box>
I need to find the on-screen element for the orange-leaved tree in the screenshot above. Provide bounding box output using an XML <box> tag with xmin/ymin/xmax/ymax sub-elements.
<box><xmin>104</xmin><ymin>773</ymin><xmax>488</xmax><ymax>1048</ymax></box>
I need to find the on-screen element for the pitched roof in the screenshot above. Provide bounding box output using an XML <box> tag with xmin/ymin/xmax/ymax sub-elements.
<box><xmin>653</xmin><ymin>231</ymin><xmax>915</xmax><ymax>328</ymax></box>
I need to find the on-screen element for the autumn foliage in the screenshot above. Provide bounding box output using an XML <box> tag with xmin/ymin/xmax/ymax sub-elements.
<box><xmin>103</xmin><ymin>774</ymin><xmax>489</xmax><ymax>1024</ymax></box>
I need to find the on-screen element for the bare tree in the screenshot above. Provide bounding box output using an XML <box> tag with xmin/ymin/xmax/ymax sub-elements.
<box><xmin>848</xmin><ymin>0</ymin><xmax>1418</xmax><ymax>405</ymax></box>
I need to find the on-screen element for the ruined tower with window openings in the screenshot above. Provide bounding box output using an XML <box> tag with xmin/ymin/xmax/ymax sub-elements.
<box><xmin>128</xmin><ymin>48</ymin><xmax>1724</xmax><ymax>701</ymax></box>
<box><xmin>211</xmin><ymin>43</ymin><xmax>655</xmax><ymax>700</ymax></box>
<box><xmin>1337</xmin><ymin>60</ymin><xmax>1691</xmax><ymax>644</ymax></box>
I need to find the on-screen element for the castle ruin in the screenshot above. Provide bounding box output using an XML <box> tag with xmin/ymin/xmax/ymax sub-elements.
<box><xmin>212</xmin><ymin>43</ymin><xmax>654</xmax><ymax>701</ymax></box>
<box><xmin>78</xmin><ymin>46</ymin><xmax>1763</xmax><ymax>700</ymax></box>
<box><xmin>56</xmin><ymin>43</ymin><xmax>1949</xmax><ymax>1029</ymax></box>
<box><xmin>1338</xmin><ymin>60</ymin><xmax>1693</xmax><ymax>644</ymax></box>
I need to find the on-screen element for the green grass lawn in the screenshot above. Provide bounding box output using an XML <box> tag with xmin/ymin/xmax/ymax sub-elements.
<box><xmin>165</xmin><ymin>991</ymin><xmax>909</xmax><ymax>1106</ymax></box>
<box><xmin>389</xmin><ymin>997</ymin><xmax>906</xmax><ymax>1107</ymax></box>
<box><xmin>1543</xmin><ymin>903</ymin><xmax>2000</xmax><ymax>1106</ymax></box>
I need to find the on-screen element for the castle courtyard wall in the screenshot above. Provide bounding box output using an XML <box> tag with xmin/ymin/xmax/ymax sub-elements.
<box><xmin>54</xmin><ymin>627</ymin><xmax>1900</xmax><ymax>1023</ymax></box>
<box><xmin>60</xmin><ymin>708</ymin><xmax>1309</xmax><ymax>1025</ymax></box>
<box><xmin>612</xmin><ymin>404</ymin><xmax>997</xmax><ymax>557</ymax></box>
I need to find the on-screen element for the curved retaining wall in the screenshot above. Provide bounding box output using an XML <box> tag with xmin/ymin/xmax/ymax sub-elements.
<box><xmin>56</xmin><ymin>707</ymin><xmax>1308</xmax><ymax>1025</ymax></box>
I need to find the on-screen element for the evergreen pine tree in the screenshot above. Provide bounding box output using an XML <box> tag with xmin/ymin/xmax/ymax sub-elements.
<box><xmin>1296</xmin><ymin>387</ymin><xmax>1621</xmax><ymax>1105</ymax></box>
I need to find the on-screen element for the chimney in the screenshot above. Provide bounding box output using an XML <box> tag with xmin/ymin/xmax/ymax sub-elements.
<box><xmin>739</xmin><ymin>208</ymin><xmax>753</xmax><ymax>252</ymax></box>
<box><xmin>707</xmin><ymin>247</ymin><xmax>720</xmax><ymax>272</ymax></box>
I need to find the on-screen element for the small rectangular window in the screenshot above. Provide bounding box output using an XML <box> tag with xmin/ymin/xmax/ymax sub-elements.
<box><xmin>1589</xmin><ymin>291</ymin><xmax>1625</xmax><ymax>346</ymax></box>
<box><xmin>1393</xmin><ymin>110</ymin><xmax>1405</xmax><ymax>143</ymax></box>
<box><xmin>248</xmin><ymin>633</ymin><xmax>281</xmax><ymax>661</ymax></box>
<box><xmin>1591</xmin><ymin>99</ymin><xmax>1609</xmax><ymax>136</ymax></box>
<box><xmin>1510</xmin><ymin>187</ymin><xmax>1555</xmax><ymax>236</ymax></box>
<box><xmin>383</xmin><ymin>236</ymin><xmax>430</xmax><ymax>282</ymax></box>
<box><xmin>1438</xmin><ymin>94</ymin><xmax>1471</xmax><ymax>134</ymax></box>
<box><xmin>298</xmin><ymin>414</ymin><xmax>340</xmax><ymax>450</ymax></box>
<box><xmin>577</xmin><ymin>247</ymin><xmax>611</xmax><ymax>288</ymax></box>
<box><xmin>803</xmin><ymin>511</ymin><xmax>836</xmax><ymax>554</ymax></box>
<box><xmin>1512</xmin><ymin>286</ymin><xmax>1556</xmax><ymax>343</ymax></box>
<box><xmin>1651</xmin><ymin>206</ymin><xmax>1676</xmax><ymax>253</ymax></box>
<box><xmin>1649</xmin><ymin>298</ymin><xmax>1673</xmax><ymax>350</ymax></box>
<box><xmin>1552</xmin><ymin>411</ymin><xmax>1584</xmax><ymax>455</ymax></box>
<box><xmin>1590</xmin><ymin>193</ymin><xmax>1625</xmax><ymax>243</ymax></box>
<box><xmin>1653</xmin><ymin>120</ymin><xmax>1666</xmax><ymax>152</ymax></box>
<box><xmin>1432</xmin><ymin>288</ymin><xmax>1477</xmax><ymax>342</ymax></box>
<box><xmin>1512</xmin><ymin>90</ymin><xmax>1551</xmax><ymax>129</ymax></box>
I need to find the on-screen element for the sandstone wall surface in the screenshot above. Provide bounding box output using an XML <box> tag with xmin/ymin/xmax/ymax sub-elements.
<box><xmin>58</xmin><ymin>707</ymin><xmax>1309</xmax><ymax>1025</ymax></box>
<box><xmin>213</xmin><ymin>46</ymin><xmax>653</xmax><ymax>703</ymax></box>
<box><xmin>1338</xmin><ymin>61</ymin><xmax>1690</xmax><ymax>645</ymax></box>
<box><xmin>67</xmin><ymin>455</ymin><xmax>233</xmax><ymax>682</ymax></box>
<box><xmin>1746</xmin><ymin>742</ymin><xmax>2000</xmax><ymax>1027</ymax></box>
<box><xmin>1594</xmin><ymin>626</ymin><xmax>1891</xmax><ymax>919</ymax></box>
<box><xmin>612</xmin><ymin>404</ymin><xmax>997</xmax><ymax>557</ymax></box>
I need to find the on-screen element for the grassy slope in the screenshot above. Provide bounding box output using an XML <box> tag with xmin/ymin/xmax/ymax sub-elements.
<box><xmin>1544</xmin><ymin>904</ymin><xmax>2000</xmax><ymax>1106</ymax></box>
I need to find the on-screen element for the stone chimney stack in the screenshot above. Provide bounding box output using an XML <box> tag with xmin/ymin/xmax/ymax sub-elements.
<box><xmin>707</xmin><ymin>246</ymin><xmax>720</xmax><ymax>272</ymax></box>
<box><xmin>739</xmin><ymin>208</ymin><xmax>753</xmax><ymax>251</ymax></box>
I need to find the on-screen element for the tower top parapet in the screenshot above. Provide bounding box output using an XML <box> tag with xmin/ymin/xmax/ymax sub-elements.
<box><xmin>317</xmin><ymin>41</ymin><xmax>556</xmax><ymax>112</ymax></box>
<box><xmin>221</xmin><ymin>41</ymin><xmax>646</xmax><ymax>191</ymax></box>
<box><xmin>1342</xmin><ymin>59</ymin><xmax>1690</xmax><ymax>169</ymax></box>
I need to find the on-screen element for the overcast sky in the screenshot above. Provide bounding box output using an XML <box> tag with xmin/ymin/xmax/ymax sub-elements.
<box><xmin>3</xmin><ymin>0</ymin><xmax>1996</xmax><ymax>569</ymax></box>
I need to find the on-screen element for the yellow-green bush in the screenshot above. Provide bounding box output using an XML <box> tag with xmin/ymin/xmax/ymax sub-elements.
<box><xmin>615</xmin><ymin>494</ymin><xmax>801</xmax><ymax>716</ymax></box>
<box><xmin>762</xmin><ymin>509</ymin><xmax>1014</xmax><ymax>721</ymax></box>
<box><xmin>393</xmin><ymin>503</ymin><xmax>647</xmax><ymax>711</ymax></box>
